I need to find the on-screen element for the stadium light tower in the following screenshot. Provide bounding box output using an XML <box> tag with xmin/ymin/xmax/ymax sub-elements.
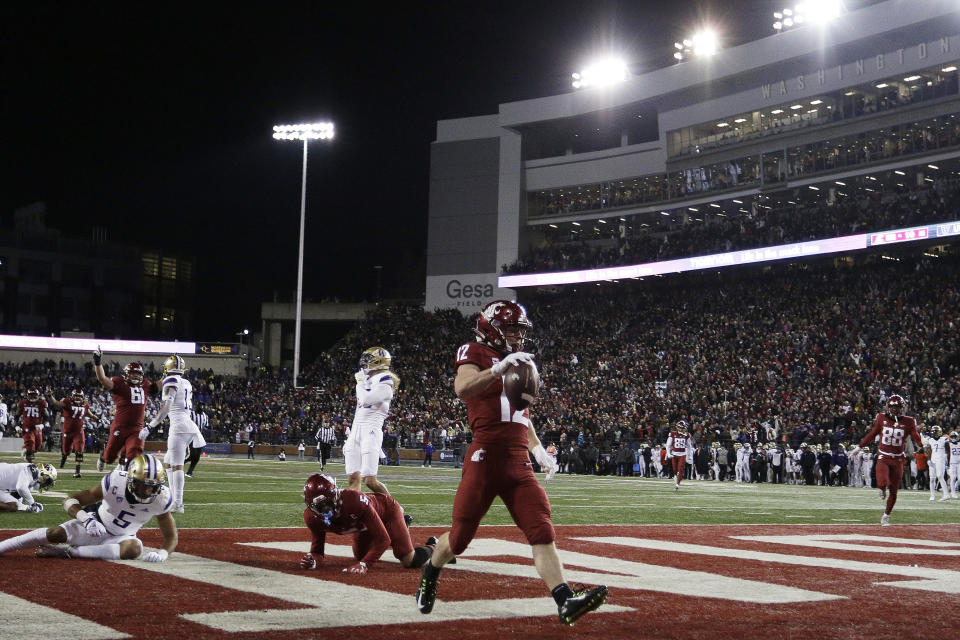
<box><xmin>673</xmin><ymin>30</ymin><xmax>719</xmax><ymax>62</ymax></box>
<box><xmin>272</xmin><ymin>121</ymin><xmax>334</xmax><ymax>388</ymax></box>
<box><xmin>774</xmin><ymin>1</ymin><xmax>844</xmax><ymax>32</ymax></box>
<box><xmin>571</xmin><ymin>58</ymin><xmax>630</xmax><ymax>89</ymax></box>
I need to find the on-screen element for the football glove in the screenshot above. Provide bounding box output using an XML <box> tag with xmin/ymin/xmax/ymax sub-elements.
<box><xmin>138</xmin><ymin>427</ymin><xmax>151</xmax><ymax>441</ymax></box>
<box><xmin>491</xmin><ymin>351</ymin><xmax>535</xmax><ymax>376</ymax></box>
<box><xmin>76</xmin><ymin>510</ymin><xmax>106</xmax><ymax>537</ymax></box>
<box><xmin>531</xmin><ymin>444</ymin><xmax>559</xmax><ymax>483</ymax></box>
<box><xmin>355</xmin><ymin>370</ymin><xmax>366</xmax><ymax>384</ymax></box>
<box><xmin>93</xmin><ymin>347</ymin><xmax>102</xmax><ymax>366</ymax></box>
<box><xmin>300</xmin><ymin>553</ymin><xmax>318</xmax><ymax>570</ymax></box>
<box><xmin>343</xmin><ymin>561</ymin><xmax>367</xmax><ymax>575</ymax></box>
<box><xmin>29</xmin><ymin>502</ymin><xmax>44</xmax><ymax>513</ymax></box>
<box><xmin>143</xmin><ymin>549</ymin><xmax>168</xmax><ymax>563</ymax></box>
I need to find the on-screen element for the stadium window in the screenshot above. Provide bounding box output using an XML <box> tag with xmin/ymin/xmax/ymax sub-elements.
<box><xmin>161</xmin><ymin>257</ymin><xmax>177</xmax><ymax>280</ymax></box>
<box><xmin>143</xmin><ymin>253</ymin><xmax>159</xmax><ymax>277</ymax></box>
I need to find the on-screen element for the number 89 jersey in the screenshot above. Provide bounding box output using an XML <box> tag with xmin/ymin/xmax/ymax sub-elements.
<box><xmin>97</xmin><ymin>468</ymin><xmax>174</xmax><ymax>536</ymax></box>
<box><xmin>862</xmin><ymin>412</ymin><xmax>921</xmax><ymax>458</ymax></box>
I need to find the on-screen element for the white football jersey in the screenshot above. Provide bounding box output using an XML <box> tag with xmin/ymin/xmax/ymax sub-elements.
<box><xmin>949</xmin><ymin>442</ymin><xmax>960</xmax><ymax>464</ymax></box>
<box><xmin>929</xmin><ymin>436</ymin><xmax>949</xmax><ymax>463</ymax></box>
<box><xmin>97</xmin><ymin>469</ymin><xmax>174</xmax><ymax>536</ymax></box>
<box><xmin>0</xmin><ymin>462</ymin><xmax>40</xmax><ymax>504</ymax></box>
<box><xmin>352</xmin><ymin>372</ymin><xmax>395</xmax><ymax>429</ymax></box>
<box><xmin>161</xmin><ymin>375</ymin><xmax>198</xmax><ymax>434</ymax></box>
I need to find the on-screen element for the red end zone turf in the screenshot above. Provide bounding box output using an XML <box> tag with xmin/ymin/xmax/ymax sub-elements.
<box><xmin>1</xmin><ymin>524</ymin><xmax>958</xmax><ymax>640</ymax></box>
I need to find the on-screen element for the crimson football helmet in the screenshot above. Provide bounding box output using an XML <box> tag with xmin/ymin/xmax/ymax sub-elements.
<box><xmin>304</xmin><ymin>474</ymin><xmax>341</xmax><ymax>520</ymax></box>
<box><xmin>886</xmin><ymin>394</ymin><xmax>905</xmax><ymax>417</ymax></box>
<box><xmin>474</xmin><ymin>300</ymin><xmax>532</xmax><ymax>354</ymax></box>
<box><xmin>675</xmin><ymin>420</ymin><xmax>688</xmax><ymax>434</ymax></box>
<box><xmin>26</xmin><ymin>387</ymin><xmax>40</xmax><ymax>401</ymax></box>
<box><xmin>123</xmin><ymin>362</ymin><xmax>144</xmax><ymax>386</ymax></box>
<box><xmin>71</xmin><ymin>388</ymin><xmax>85</xmax><ymax>404</ymax></box>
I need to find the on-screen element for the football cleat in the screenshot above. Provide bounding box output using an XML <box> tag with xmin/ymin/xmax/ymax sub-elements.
<box><xmin>184</xmin><ymin>472</ymin><xmax>193</xmax><ymax>478</ymax></box>
<box><xmin>96</xmin><ymin>457</ymin><xmax>105</xmax><ymax>472</ymax></box>
<box><xmin>36</xmin><ymin>544</ymin><xmax>73</xmax><ymax>558</ymax></box>
<box><xmin>416</xmin><ymin>566</ymin><xmax>439</xmax><ymax>614</ymax></box>
<box><xmin>558</xmin><ymin>585</ymin><xmax>609</xmax><ymax>626</ymax></box>
<box><xmin>939</xmin><ymin>495</ymin><xmax>951</xmax><ymax>502</ymax></box>
<box><xmin>73</xmin><ymin>473</ymin><xmax>82</xmax><ymax>479</ymax></box>
<box><xmin>880</xmin><ymin>514</ymin><xmax>891</xmax><ymax>527</ymax></box>
<box><xmin>172</xmin><ymin>503</ymin><xmax>185</xmax><ymax>513</ymax></box>
<box><xmin>404</xmin><ymin>513</ymin><xmax>414</xmax><ymax>528</ymax></box>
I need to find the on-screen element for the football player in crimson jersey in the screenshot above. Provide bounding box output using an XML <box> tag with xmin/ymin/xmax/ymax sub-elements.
<box><xmin>15</xmin><ymin>388</ymin><xmax>48</xmax><ymax>463</ymax></box>
<box><xmin>299</xmin><ymin>474</ymin><xmax>435</xmax><ymax>574</ymax></box>
<box><xmin>92</xmin><ymin>348</ymin><xmax>158</xmax><ymax>471</ymax></box>
<box><xmin>416</xmin><ymin>300</ymin><xmax>607</xmax><ymax>626</ymax></box>
<box><xmin>850</xmin><ymin>394</ymin><xmax>922</xmax><ymax>526</ymax></box>
<box><xmin>665</xmin><ymin>420</ymin><xmax>690</xmax><ymax>490</ymax></box>
<box><xmin>47</xmin><ymin>388</ymin><xmax>103</xmax><ymax>478</ymax></box>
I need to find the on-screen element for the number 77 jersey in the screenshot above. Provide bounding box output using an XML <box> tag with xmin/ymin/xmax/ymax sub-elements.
<box><xmin>860</xmin><ymin>412</ymin><xmax>922</xmax><ymax>458</ymax></box>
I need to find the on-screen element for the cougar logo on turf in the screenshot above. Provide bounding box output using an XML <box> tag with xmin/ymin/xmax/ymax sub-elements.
<box><xmin>471</xmin><ymin>448</ymin><xmax>485</xmax><ymax>462</ymax></box>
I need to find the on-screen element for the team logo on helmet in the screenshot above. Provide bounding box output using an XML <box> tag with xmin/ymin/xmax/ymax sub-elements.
<box><xmin>126</xmin><ymin>454</ymin><xmax>166</xmax><ymax>504</ymax></box>
<box><xmin>675</xmin><ymin>420</ymin><xmax>688</xmax><ymax>433</ymax></box>
<box><xmin>474</xmin><ymin>300</ymin><xmax>532</xmax><ymax>354</ymax></box>
<box><xmin>886</xmin><ymin>394</ymin><xmax>905</xmax><ymax>416</ymax></box>
<box><xmin>930</xmin><ymin>425</ymin><xmax>943</xmax><ymax>439</ymax></box>
<box><xmin>163</xmin><ymin>354</ymin><xmax>185</xmax><ymax>376</ymax></box>
<box><xmin>26</xmin><ymin>387</ymin><xmax>40</xmax><ymax>401</ymax></box>
<box><xmin>123</xmin><ymin>362</ymin><xmax>144</xmax><ymax>386</ymax></box>
<box><xmin>359</xmin><ymin>347</ymin><xmax>392</xmax><ymax>375</ymax></box>
<box><xmin>304</xmin><ymin>473</ymin><xmax>341</xmax><ymax>525</ymax></box>
<box><xmin>71</xmin><ymin>388</ymin><xmax>85</xmax><ymax>404</ymax></box>
<box><xmin>950</xmin><ymin>431</ymin><xmax>959</xmax><ymax>444</ymax></box>
<box><xmin>31</xmin><ymin>464</ymin><xmax>58</xmax><ymax>491</ymax></box>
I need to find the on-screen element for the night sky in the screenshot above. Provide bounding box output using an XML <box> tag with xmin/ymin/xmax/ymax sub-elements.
<box><xmin>1</xmin><ymin>1</ymin><xmax>878</xmax><ymax>340</ymax></box>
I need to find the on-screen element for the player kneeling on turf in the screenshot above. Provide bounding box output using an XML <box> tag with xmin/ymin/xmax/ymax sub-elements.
<box><xmin>0</xmin><ymin>454</ymin><xmax>177</xmax><ymax>562</ymax></box>
<box><xmin>299</xmin><ymin>473</ymin><xmax>434</xmax><ymax>574</ymax></box>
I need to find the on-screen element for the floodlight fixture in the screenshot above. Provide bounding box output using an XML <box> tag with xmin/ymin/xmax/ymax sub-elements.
<box><xmin>272</xmin><ymin>122</ymin><xmax>335</xmax><ymax>141</ymax></box>
<box><xmin>774</xmin><ymin>1</ymin><xmax>844</xmax><ymax>31</ymax></box>
<box><xmin>571</xmin><ymin>58</ymin><xmax>630</xmax><ymax>89</ymax></box>
<box><xmin>673</xmin><ymin>30</ymin><xmax>719</xmax><ymax>62</ymax></box>
<box><xmin>271</xmin><ymin>119</ymin><xmax>335</xmax><ymax>388</ymax></box>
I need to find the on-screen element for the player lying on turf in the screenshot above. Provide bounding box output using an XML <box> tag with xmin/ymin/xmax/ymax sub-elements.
<box><xmin>0</xmin><ymin>462</ymin><xmax>57</xmax><ymax>512</ymax></box>
<box><xmin>299</xmin><ymin>473</ymin><xmax>435</xmax><ymax>575</ymax></box>
<box><xmin>0</xmin><ymin>454</ymin><xmax>177</xmax><ymax>562</ymax></box>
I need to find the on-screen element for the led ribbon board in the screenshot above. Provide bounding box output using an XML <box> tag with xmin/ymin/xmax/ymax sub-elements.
<box><xmin>0</xmin><ymin>336</ymin><xmax>196</xmax><ymax>354</ymax></box>
<box><xmin>499</xmin><ymin>220</ymin><xmax>960</xmax><ymax>289</ymax></box>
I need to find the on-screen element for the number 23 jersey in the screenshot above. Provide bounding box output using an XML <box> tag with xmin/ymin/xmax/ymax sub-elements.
<box><xmin>859</xmin><ymin>413</ymin><xmax>921</xmax><ymax>457</ymax></box>
<box><xmin>97</xmin><ymin>468</ymin><xmax>174</xmax><ymax>536</ymax></box>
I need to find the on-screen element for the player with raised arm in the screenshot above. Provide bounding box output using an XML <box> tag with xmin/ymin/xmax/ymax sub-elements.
<box><xmin>343</xmin><ymin>347</ymin><xmax>398</xmax><ymax>496</ymax></box>
<box><xmin>415</xmin><ymin>300</ymin><xmax>606</xmax><ymax>626</ymax></box>
<box><xmin>850</xmin><ymin>395</ymin><xmax>922</xmax><ymax>526</ymax></box>
<box><xmin>14</xmin><ymin>387</ymin><xmax>48</xmax><ymax>463</ymax></box>
<box><xmin>299</xmin><ymin>473</ymin><xmax>435</xmax><ymax>574</ymax></box>
<box><xmin>926</xmin><ymin>425</ymin><xmax>951</xmax><ymax>502</ymax></box>
<box><xmin>139</xmin><ymin>355</ymin><xmax>206</xmax><ymax>513</ymax></box>
<box><xmin>0</xmin><ymin>462</ymin><xmax>57</xmax><ymax>513</ymax></box>
<box><xmin>92</xmin><ymin>347</ymin><xmax>157</xmax><ymax>471</ymax></box>
<box><xmin>47</xmin><ymin>388</ymin><xmax>102</xmax><ymax>478</ymax></box>
<box><xmin>665</xmin><ymin>420</ymin><xmax>690</xmax><ymax>491</ymax></box>
<box><xmin>0</xmin><ymin>454</ymin><xmax>176</xmax><ymax>561</ymax></box>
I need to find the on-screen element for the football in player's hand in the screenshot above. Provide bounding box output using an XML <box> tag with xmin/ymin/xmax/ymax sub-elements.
<box><xmin>503</xmin><ymin>361</ymin><xmax>540</xmax><ymax>410</ymax></box>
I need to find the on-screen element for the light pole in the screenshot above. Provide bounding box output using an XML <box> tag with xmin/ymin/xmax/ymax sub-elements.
<box><xmin>272</xmin><ymin>121</ymin><xmax>334</xmax><ymax>388</ymax></box>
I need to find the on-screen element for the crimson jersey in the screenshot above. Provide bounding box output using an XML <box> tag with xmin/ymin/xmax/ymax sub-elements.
<box><xmin>667</xmin><ymin>431</ymin><xmax>688</xmax><ymax>456</ymax></box>
<box><xmin>454</xmin><ymin>341</ymin><xmax>530</xmax><ymax>447</ymax></box>
<box><xmin>17</xmin><ymin>398</ymin><xmax>47</xmax><ymax>430</ymax></box>
<box><xmin>59</xmin><ymin>398</ymin><xmax>90</xmax><ymax>434</ymax></box>
<box><xmin>859</xmin><ymin>412</ymin><xmax>922</xmax><ymax>457</ymax></box>
<box><xmin>109</xmin><ymin>376</ymin><xmax>153</xmax><ymax>429</ymax></box>
<box><xmin>303</xmin><ymin>490</ymin><xmax>395</xmax><ymax>564</ymax></box>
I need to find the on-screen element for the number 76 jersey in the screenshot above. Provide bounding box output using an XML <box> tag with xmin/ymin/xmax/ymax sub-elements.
<box><xmin>860</xmin><ymin>412</ymin><xmax>921</xmax><ymax>458</ymax></box>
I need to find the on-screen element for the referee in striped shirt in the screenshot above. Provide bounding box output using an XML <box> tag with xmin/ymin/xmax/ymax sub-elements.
<box><xmin>315</xmin><ymin>422</ymin><xmax>335</xmax><ymax>470</ymax></box>
<box><xmin>185</xmin><ymin>405</ymin><xmax>210</xmax><ymax>478</ymax></box>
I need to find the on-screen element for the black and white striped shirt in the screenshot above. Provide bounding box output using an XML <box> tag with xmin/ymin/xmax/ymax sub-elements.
<box><xmin>315</xmin><ymin>426</ymin><xmax>335</xmax><ymax>444</ymax></box>
<box><xmin>191</xmin><ymin>410</ymin><xmax>209</xmax><ymax>430</ymax></box>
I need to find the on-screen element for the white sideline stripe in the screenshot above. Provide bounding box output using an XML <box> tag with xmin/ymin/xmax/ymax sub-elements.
<box><xmin>732</xmin><ymin>534</ymin><xmax>960</xmax><ymax>555</ymax></box>
<box><xmin>244</xmin><ymin>539</ymin><xmax>840</xmax><ymax>604</ymax></box>
<box><xmin>0</xmin><ymin>592</ymin><xmax>129</xmax><ymax>640</ymax></box>
<box><xmin>577</xmin><ymin>536</ymin><xmax>960</xmax><ymax>594</ymax></box>
<box><xmin>121</xmin><ymin>548</ymin><xmax>629</xmax><ymax>631</ymax></box>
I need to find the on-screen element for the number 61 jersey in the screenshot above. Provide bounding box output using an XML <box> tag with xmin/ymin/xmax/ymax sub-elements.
<box><xmin>110</xmin><ymin>376</ymin><xmax>154</xmax><ymax>430</ymax></box>
<box><xmin>860</xmin><ymin>412</ymin><xmax>921</xmax><ymax>458</ymax></box>
<box><xmin>96</xmin><ymin>468</ymin><xmax>174</xmax><ymax>536</ymax></box>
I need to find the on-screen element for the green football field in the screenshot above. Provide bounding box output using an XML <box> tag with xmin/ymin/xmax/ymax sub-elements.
<box><xmin>3</xmin><ymin>452</ymin><xmax>958</xmax><ymax>531</ymax></box>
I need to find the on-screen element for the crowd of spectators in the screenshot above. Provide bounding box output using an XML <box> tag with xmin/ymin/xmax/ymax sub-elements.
<box><xmin>2</xmin><ymin>253</ymin><xmax>959</xmax><ymax>476</ymax></box>
<box><xmin>507</xmin><ymin>176</ymin><xmax>960</xmax><ymax>274</ymax></box>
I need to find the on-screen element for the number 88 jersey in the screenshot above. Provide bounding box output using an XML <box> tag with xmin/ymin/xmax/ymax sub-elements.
<box><xmin>861</xmin><ymin>412</ymin><xmax>921</xmax><ymax>457</ymax></box>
